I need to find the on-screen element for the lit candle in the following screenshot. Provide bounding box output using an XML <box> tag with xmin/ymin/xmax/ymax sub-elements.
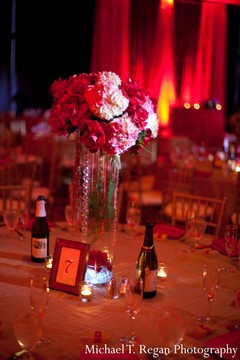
<box><xmin>79</xmin><ymin>282</ymin><xmax>92</xmax><ymax>302</ymax></box>
<box><xmin>157</xmin><ymin>264</ymin><xmax>168</xmax><ymax>280</ymax></box>
<box><xmin>45</xmin><ymin>255</ymin><xmax>53</xmax><ymax>271</ymax></box>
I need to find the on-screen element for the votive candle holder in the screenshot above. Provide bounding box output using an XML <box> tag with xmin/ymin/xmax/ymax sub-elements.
<box><xmin>79</xmin><ymin>281</ymin><xmax>93</xmax><ymax>302</ymax></box>
<box><xmin>157</xmin><ymin>263</ymin><xmax>168</xmax><ymax>281</ymax></box>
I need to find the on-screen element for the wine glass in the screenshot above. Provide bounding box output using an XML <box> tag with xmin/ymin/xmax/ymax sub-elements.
<box><xmin>14</xmin><ymin>311</ymin><xmax>42</xmax><ymax>359</ymax></box>
<box><xmin>3</xmin><ymin>209</ymin><xmax>19</xmax><ymax>238</ymax></box>
<box><xmin>126</xmin><ymin>201</ymin><xmax>141</xmax><ymax>235</ymax></box>
<box><xmin>189</xmin><ymin>216</ymin><xmax>206</xmax><ymax>248</ymax></box>
<box><xmin>121</xmin><ymin>277</ymin><xmax>143</xmax><ymax>345</ymax></box>
<box><xmin>199</xmin><ymin>263</ymin><xmax>220</xmax><ymax>324</ymax></box>
<box><xmin>224</xmin><ymin>224</ymin><xmax>238</xmax><ymax>269</ymax></box>
<box><xmin>157</xmin><ymin>308</ymin><xmax>185</xmax><ymax>357</ymax></box>
<box><xmin>30</xmin><ymin>275</ymin><xmax>50</xmax><ymax>346</ymax></box>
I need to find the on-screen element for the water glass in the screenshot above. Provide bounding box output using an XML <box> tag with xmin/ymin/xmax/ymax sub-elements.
<box><xmin>3</xmin><ymin>209</ymin><xmax>19</xmax><ymax>238</ymax></box>
<box><xmin>126</xmin><ymin>201</ymin><xmax>141</xmax><ymax>229</ymax></box>
<box><xmin>189</xmin><ymin>216</ymin><xmax>206</xmax><ymax>248</ymax></box>
<box><xmin>158</xmin><ymin>308</ymin><xmax>185</xmax><ymax>353</ymax></box>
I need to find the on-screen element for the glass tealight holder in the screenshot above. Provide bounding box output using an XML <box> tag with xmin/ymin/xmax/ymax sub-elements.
<box><xmin>157</xmin><ymin>263</ymin><xmax>168</xmax><ymax>281</ymax></box>
<box><xmin>45</xmin><ymin>255</ymin><xmax>53</xmax><ymax>272</ymax></box>
<box><xmin>79</xmin><ymin>281</ymin><xmax>93</xmax><ymax>302</ymax></box>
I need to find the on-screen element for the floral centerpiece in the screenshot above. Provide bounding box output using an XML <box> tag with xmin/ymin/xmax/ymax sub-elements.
<box><xmin>49</xmin><ymin>71</ymin><xmax>158</xmax><ymax>155</ymax></box>
<box><xmin>49</xmin><ymin>71</ymin><xmax>158</xmax><ymax>284</ymax></box>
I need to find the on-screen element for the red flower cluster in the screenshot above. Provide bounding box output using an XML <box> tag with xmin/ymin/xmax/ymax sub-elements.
<box><xmin>87</xmin><ymin>250</ymin><xmax>112</xmax><ymax>272</ymax></box>
<box><xmin>48</xmin><ymin>71</ymin><xmax>158</xmax><ymax>155</ymax></box>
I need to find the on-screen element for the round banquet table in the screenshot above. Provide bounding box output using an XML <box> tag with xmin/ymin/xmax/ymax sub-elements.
<box><xmin>0</xmin><ymin>224</ymin><xmax>239</xmax><ymax>360</ymax></box>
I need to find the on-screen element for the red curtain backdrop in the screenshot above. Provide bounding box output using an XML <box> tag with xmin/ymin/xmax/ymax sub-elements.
<box><xmin>129</xmin><ymin>0</ymin><xmax>159</xmax><ymax>89</ymax></box>
<box><xmin>148</xmin><ymin>0</ymin><xmax>177</xmax><ymax>126</ymax></box>
<box><xmin>193</xmin><ymin>3</ymin><xmax>227</xmax><ymax>107</ymax></box>
<box><xmin>91</xmin><ymin>0</ymin><xmax>227</xmax><ymax>126</ymax></box>
<box><xmin>91</xmin><ymin>0</ymin><xmax>131</xmax><ymax>81</ymax></box>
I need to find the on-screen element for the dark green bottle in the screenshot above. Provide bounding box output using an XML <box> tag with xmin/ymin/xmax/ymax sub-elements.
<box><xmin>136</xmin><ymin>222</ymin><xmax>158</xmax><ymax>299</ymax></box>
<box><xmin>31</xmin><ymin>195</ymin><xmax>49</xmax><ymax>262</ymax></box>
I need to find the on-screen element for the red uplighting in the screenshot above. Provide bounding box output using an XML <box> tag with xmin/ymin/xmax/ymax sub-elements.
<box><xmin>155</xmin><ymin>0</ymin><xmax>176</xmax><ymax>127</ymax></box>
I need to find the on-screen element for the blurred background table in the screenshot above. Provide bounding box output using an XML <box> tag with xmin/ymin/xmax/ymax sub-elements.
<box><xmin>171</xmin><ymin>107</ymin><xmax>225</xmax><ymax>149</ymax></box>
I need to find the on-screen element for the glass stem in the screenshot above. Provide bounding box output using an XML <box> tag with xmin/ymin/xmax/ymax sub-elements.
<box><xmin>129</xmin><ymin>316</ymin><xmax>135</xmax><ymax>340</ymax></box>
<box><xmin>208</xmin><ymin>298</ymin><xmax>212</xmax><ymax>320</ymax></box>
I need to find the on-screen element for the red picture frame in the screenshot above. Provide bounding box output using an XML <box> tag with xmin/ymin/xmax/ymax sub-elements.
<box><xmin>49</xmin><ymin>238</ymin><xmax>90</xmax><ymax>295</ymax></box>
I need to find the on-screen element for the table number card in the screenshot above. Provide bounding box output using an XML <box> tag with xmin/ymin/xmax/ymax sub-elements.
<box><xmin>49</xmin><ymin>238</ymin><xmax>90</xmax><ymax>295</ymax></box>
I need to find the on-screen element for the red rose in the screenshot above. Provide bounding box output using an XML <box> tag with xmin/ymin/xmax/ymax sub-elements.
<box><xmin>88</xmin><ymin>250</ymin><xmax>112</xmax><ymax>272</ymax></box>
<box><xmin>82</xmin><ymin>120</ymin><xmax>106</xmax><ymax>152</ymax></box>
<box><xmin>50</xmin><ymin>78</ymin><xmax>68</xmax><ymax>102</ymax></box>
<box><xmin>48</xmin><ymin>109</ymin><xmax>68</xmax><ymax>135</ymax></box>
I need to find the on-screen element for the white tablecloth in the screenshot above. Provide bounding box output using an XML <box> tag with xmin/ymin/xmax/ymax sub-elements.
<box><xmin>0</xmin><ymin>224</ymin><xmax>239</xmax><ymax>360</ymax></box>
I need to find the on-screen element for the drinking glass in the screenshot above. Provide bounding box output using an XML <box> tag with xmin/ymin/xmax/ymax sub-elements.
<box><xmin>158</xmin><ymin>309</ymin><xmax>185</xmax><ymax>357</ymax></box>
<box><xmin>120</xmin><ymin>277</ymin><xmax>143</xmax><ymax>345</ymax></box>
<box><xmin>224</xmin><ymin>225</ymin><xmax>238</xmax><ymax>268</ymax></box>
<box><xmin>3</xmin><ymin>209</ymin><xmax>19</xmax><ymax>238</ymax></box>
<box><xmin>199</xmin><ymin>263</ymin><xmax>220</xmax><ymax>324</ymax></box>
<box><xmin>19</xmin><ymin>207</ymin><xmax>30</xmax><ymax>241</ymax></box>
<box><xmin>185</xmin><ymin>210</ymin><xmax>195</xmax><ymax>242</ymax></box>
<box><xmin>189</xmin><ymin>216</ymin><xmax>206</xmax><ymax>248</ymax></box>
<box><xmin>30</xmin><ymin>275</ymin><xmax>50</xmax><ymax>346</ymax></box>
<box><xmin>14</xmin><ymin>311</ymin><xmax>42</xmax><ymax>359</ymax></box>
<box><xmin>126</xmin><ymin>201</ymin><xmax>141</xmax><ymax>234</ymax></box>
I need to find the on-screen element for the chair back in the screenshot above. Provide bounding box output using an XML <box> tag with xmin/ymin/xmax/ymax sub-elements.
<box><xmin>0</xmin><ymin>185</ymin><xmax>28</xmax><ymax>214</ymax></box>
<box><xmin>118</xmin><ymin>153</ymin><xmax>159</xmax><ymax>223</ymax></box>
<box><xmin>171</xmin><ymin>192</ymin><xmax>227</xmax><ymax>238</ymax></box>
<box><xmin>5</xmin><ymin>156</ymin><xmax>38</xmax><ymax>183</ymax></box>
<box><xmin>4</xmin><ymin>156</ymin><xmax>38</xmax><ymax>203</ymax></box>
<box><xmin>161</xmin><ymin>166</ymin><xmax>194</xmax><ymax>205</ymax></box>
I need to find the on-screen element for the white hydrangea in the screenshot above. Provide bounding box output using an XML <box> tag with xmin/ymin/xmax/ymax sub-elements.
<box><xmin>98</xmin><ymin>88</ymin><xmax>129</xmax><ymax>120</ymax></box>
<box><xmin>85</xmin><ymin>71</ymin><xmax>129</xmax><ymax>121</ymax></box>
<box><xmin>146</xmin><ymin>113</ymin><xmax>159</xmax><ymax>138</ymax></box>
<box><xmin>97</xmin><ymin>71</ymin><xmax>121</xmax><ymax>88</ymax></box>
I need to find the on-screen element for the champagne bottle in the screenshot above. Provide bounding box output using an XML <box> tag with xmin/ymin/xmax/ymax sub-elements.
<box><xmin>31</xmin><ymin>195</ymin><xmax>49</xmax><ymax>262</ymax></box>
<box><xmin>136</xmin><ymin>222</ymin><xmax>158</xmax><ymax>299</ymax></box>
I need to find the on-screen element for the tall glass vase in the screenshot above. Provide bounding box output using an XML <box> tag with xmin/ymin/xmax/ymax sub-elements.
<box><xmin>72</xmin><ymin>131</ymin><xmax>121</xmax><ymax>285</ymax></box>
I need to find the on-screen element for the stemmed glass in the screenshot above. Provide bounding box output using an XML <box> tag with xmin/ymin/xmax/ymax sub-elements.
<box><xmin>126</xmin><ymin>201</ymin><xmax>141</xmax><ymax>236</ymax></box>
<box><xmin>14</xmin><ymin>311</ymin><xmax>42</xmax><ymax>359</ymax></box>
<box><xmin>199</xmin><ymin>263</ymin><xmax>220</xmax><ymax>324</ymax></box>
<box><xmin>3</xmin><ymin>209</ymin><xmax>19</xmax><ymax>238</ymax></box>
<box><xmin>19</xmin><ymin>206</ymin><xmax>30</xmax><ymax>241</ymax></box>
<box><xmin>189</xmin><ymin>216</ymin><xmax>206</xmax><ymax>248</ymax></box>
<box><xmin>121</xmin><ymin>277</ymin><xmax>143</xmax><ymax>345</ymax></box>
<box><xmin>224</xmin><ymin>224</ymin><xmax>238</xmax><ymax>269</ymax></box>
<box><xmin>30</xmin><ymin>275</ymin><xmax>50</xmax><ymax>346</ymax></box>
<box><xmin>158</xmin><ymin>309</ymin><xmax>185</xmax><ymax>357</ymax></box>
